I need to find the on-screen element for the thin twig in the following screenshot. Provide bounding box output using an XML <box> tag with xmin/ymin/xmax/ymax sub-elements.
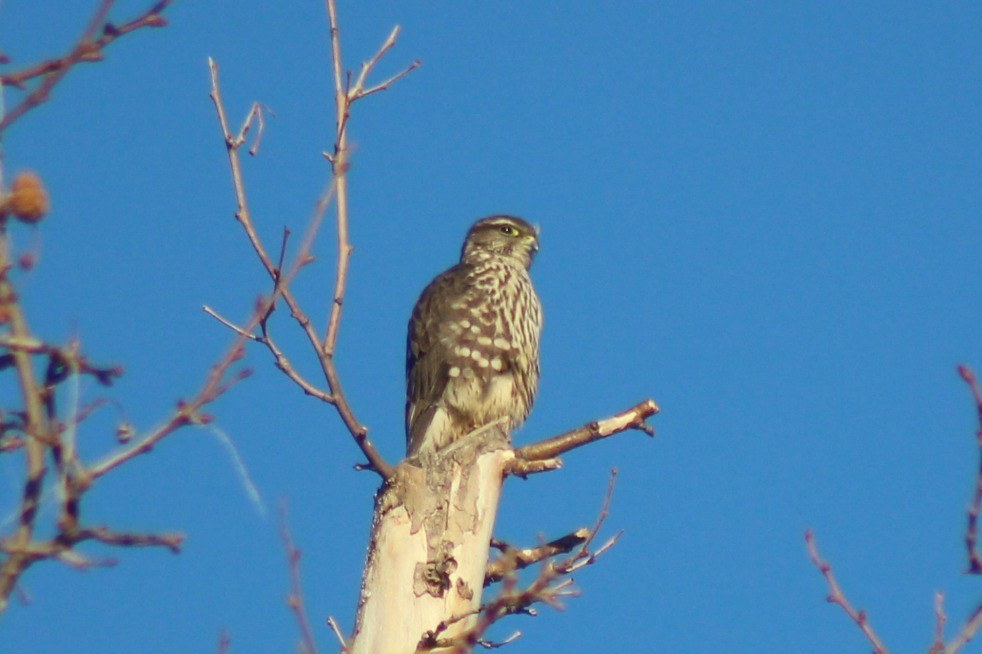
<box><xmin>577</xmin><ymin>468</ymin><xmax>618</xmax><ymax>555</ymax></box>
<box><xmin>348</xmin><ymin>26</ymin><xmax>421</xmax><ymax>102</ymax></box>
<box><xmin>0</xmin><ymin>527</ymin><xmax>183</xmax><ymax>561</ymax></box>
<box><xmin>486</xmin><ymin>529</ymin><xmax>590</xmax><ymax>586</ymax></box>
<box><xmin>930</xmin><ymin>592</ymin><xmax>946</xmax><ymax>654</ymax></box>
<box><xmin>355</xmin><ymin>61</ymin><xmax>421</xmax><ymax>101</ymax></box>
<box><xmin>804</xmin><ymin>530</ymin><xmax>889</xmax><ymax>654</ymax></box>
<box><xmin>75</xmin><ymin>526</ymin><xmax>184</xmax><ymax>553</ymax></box>
<box><xmin>0</xmin><ymin>1</ymin><xmax>172</xmax><ymax>133</ymax></box>
<box><xmin>947</xmin><ymin>604</ymin><xmax>982</xmax><ymax>654</ymax></box>
<box><xmin>204</xmin><ymin>223</ymin><xmax>334</xmax><ymax>406</ymax></box>
<box><xmin>0</xmin><ymin>333</ymin><xmax>49</xmax><ymax>353</ymax></box>
<box><xmin>207</xmin><ymin>60</ymin><xmax>278</xmax><ymax>279</ymax></box>
<box><xmin>322</xmin><ymin>0</ymin><xmax>417</xmax><ymax>356</ymax></box>
<box><xmin>279</xmin><ymin>502</ymin><xmax>319</xmax><ymax>654</ymax></box>
<box><xmin>209</xmin><ymin>20</ymin><xmax>401</xmax><ymax>477</ymax></box>
<box><xmin>202</xmin><ymin>305</ymin><xmax>260</xmax><ymax>340</ymax></box>
<box><xmin>216</xmin><ymin>629</ymin><xmax>231</xmax><ymax>654</ymax></box>
<box><xmin>0</xmin><ymin>0</ymin><xmax>220</xmax><ymax>618</ymax></box>
<box><xmin>425</xmin><ymin>471</ymin><xmax>621</xmax><ymax>651</ymax></box>
<box><xmin>958</xmin><ymin>365</ymin><xmax>982</xmax><ymax>573</ymax></box>
<box><xmin>87</xmin><ymin>342</ymin><xmax>250</xmax><ymax>479</ymax></box>
<box><xmin>944</xmin><ymin>365</ymin><xmax>982</xmax><ymax>654</ymax></box>
<box><xmin>323</xmin><ymin>0</ymin><xmax>354</xmax><ymax>358</ymax></box>
<box><xmin>276</xmin><ymin>227</ymin><xmax>291</xmax><ymax>276</ymax></box>
<box><xmin>258</xmin><ymin>327</ymin><xmax>334</xmax><ymax>403</ymax></box>
<box><xmin>326</xmin><ymin>616</ymin><xmax>347</xmax><ymax>650</ymax></box>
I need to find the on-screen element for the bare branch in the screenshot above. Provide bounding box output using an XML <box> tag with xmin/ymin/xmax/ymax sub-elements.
<box><xmin>354</xmin><ymin>60</ymin><xmax>421</xmax><ymax>101</ymax></box>
<box><xmin>505</xmin><ymin>457</ymin><xmax>562</xmax><ymax>478</ymax></box>
<box><xmin>512</xmin><ymin>399</ymin><xmax>657</xmax><ymax>468</ymax></box>
<box><xmin>208</xmin><ymin>60</ymin><xmax>278</xmax><ymax>279</ymax></box>
<box><xmin>74</xmin><ymin>526</ymin><xmax>184</xmax><ymax>553</ymax></box>
<box><xmin>87</xmin><ymin>344</ymin><xmax>249</xmax><ymax>480</ymax></box>
<box><xmin>349</xmin><ymin>26</ymin><xmax>399</xmax><ymax>96</ymax></box>
<box><xmin>0</xmin><ymin>333</ymin><xmax>48</xmax><ymax>353</ymax></box>
<box><xmin>323</xmin><ymin>0</ymin><xmax>417</xmax><ymax>358</ymax></box>
<box><xmin>930</xmin><ymin>592</ymin><xmax>946</xmax><ymax>654</ymax></box>
<box><xmin>577</xmin><ymin>468</ymin><xmax>618</xmax><ymax>555</ymax></box>
<box><xmin>0</xmin><ymin>0</ymin><xmax>271</xmax><ymax>620</ymax></box>
<box><xmin>348</xmin><ymin>26</ymin><xmax>421</xmax><ymax>102</ymax></box>
<box><xmin>279</xmin><ymin>502</ymin><xmax>319</xmax><ymax>654</ymax></box>
<box><xmin>276</xmin><ymin>227</ymin><xmax>291</xmax><ymax>274</ymax></box>
<box><xmin>485</xmin><ymin>529</ymin><xmax>590</xmax><ymax>586</ymax></box>
<box><xmin>260</xmin><ymin>329</ymin><xmax>334</xmax><ymax>403</ymax></box>
<box><xmin>958</xmin><ymin>365</ymin><xmax>982</xmax><ymax>574</ymax></box>
<box><xmin>947</xmin><ymin>604</ymin><xmax>982</xmax><ymax>654</ymax></box>
<box><xmin>207</xmin><ymin>56</ymin><xmax>393</xmax><ymax>479</ymax></box>
<box><xmin>0</xmin><ymin>436</ymin><xmax>25</xmax><ymax>453</ymax></box>
<box><xmin>202</xmin><ymin>305</ymin><xmax>260</xmax><ymax>341</ymax></box>
<box><xmin>475</xmin><ymin>631</ymin><xmax>522</xmax><ymax>649</ymax></box>
<box><xmin>326</xmin><ymin>616</ymin><xmax>347</xmax><ymax>651</ymax></box>
<box><xmin>216</xmin><ymin>629</ymin><xmax>231</xmax><ymax>654</ymax></box>
<box><xmin>0</xmin><ymin>217</ymin><xmax>55</xmax><ymax>607</ymax></box>
<box><xmin>0</xmin><ymin>527</ymin><xmax>182</xmax><ymax>567</ymax></box>
<box><xmin>944</xmin><ymin>365</ymin><xmax>982</xmax><ymax>653</ymax></box>
<box><xmin>0</xmin><ymin>1</ymin><xmax>173</xmax><ymax>133</ymax></box>
<box><xmin>804</xmin><ymin>530</ymin><xmax>889</xmax><ymax>654</ymax></box>
<box><xmin>323</xmin><ymin>0</ymin><xmax>355</xmax><ymax>359</ymax></box>
<box><xmin>424</xmin><ymin>470</ymin><xmax>622</xmax><ymax>650</ymax></box>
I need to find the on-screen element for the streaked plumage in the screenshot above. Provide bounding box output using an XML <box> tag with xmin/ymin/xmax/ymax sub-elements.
<box><xmin>406</xmin><ymin>215</ymin><xmax>542</xmax><ymax>456</ymax></box>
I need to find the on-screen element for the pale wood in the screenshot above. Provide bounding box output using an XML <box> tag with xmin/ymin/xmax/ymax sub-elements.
<box><xmin>350</xmin><ymin>426</ymin><xmax>513</xmax><ymax>653</ymax></box>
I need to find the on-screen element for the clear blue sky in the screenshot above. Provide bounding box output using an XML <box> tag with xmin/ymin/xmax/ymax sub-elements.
<box><xmin>2</xmin><ymin>1</ymin><xmax>981</xmax><ymax>652</ymax></box>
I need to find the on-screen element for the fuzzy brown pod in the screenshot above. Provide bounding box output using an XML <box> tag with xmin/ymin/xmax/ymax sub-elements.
<box><xmin>6</xmin><ymin>171</ymin><xmax>50</xmax><ymax>223</ymax></box>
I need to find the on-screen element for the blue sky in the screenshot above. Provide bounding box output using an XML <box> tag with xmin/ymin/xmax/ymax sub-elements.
<box><xmin>2</xmin><ymin>1</ymin><xmax>981</xmax><ymax>652</ymax></box>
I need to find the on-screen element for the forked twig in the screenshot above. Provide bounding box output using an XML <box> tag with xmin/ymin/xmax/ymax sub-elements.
<box><xmin>322</xmin><ymin>0</ymin><xmax>418</xmax><ymax>360</ymax></box>
<box><xmin>0</xmin><ymin>1</ymin><xmax>172</xmax><ymax>133</ymax></box>
<box><xmin>207</xmin><ymin>56</ymin><xmax>393</xmax><ymax>479</ymax></box>
<box><xmin>204</xmin><ymin>2</ymin><xmax>415</xmax><ymax>478</ymax></box>
<box><xmin>0</xmin><ymin>2</ymin><xmax>240</xmax><ymax>616</ymax></box>
<box><xmin>804</xmin><ymin>367</ymin><xmax>982</xmax><ymax>654</ymax></box>
<box><xmin>423</xmin><ymin>470</ymin><xmax>622</xmax><ymax>651</ymax></box>
<box><xmin>944</xmin><ymin>365</ymin><xmax>982</xmax><ymax>653</ymax></box>
<box><xmin>87</xmin><ymin>342</ymin><xmax>250</xmax><ymax>480</ymax></box>
<box><xmin>0</xmin><ymin>274</ymin><xmax>242</xmax><ymax>610</ymax></box>
<box><xmin>349</xmin><ymin>26</ymin><xmax>421</xmax><ymax>102</ymax></box>
<box><xmin>486</xmin><ymin>529</ymin><xmax>589</xmax><ymax>586</ymax></box>
<box><xmin>0</xmin><ymin>218</ymin><xmax>49</xmax><ymax>607</ymax></box>
<box><xmin>510</xmin><ymin>400</ymin><xmax>658</xmax><ymax>476</ymax></box>
<box><xmin>805</xmin><ymin>530</ymin><xmax>888</xmax><ymax>654</ymax></box>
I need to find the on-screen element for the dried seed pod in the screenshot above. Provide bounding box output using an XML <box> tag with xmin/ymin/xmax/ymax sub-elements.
<box><xmin>8</xmin><ymin>171</ymin><xmax>50</xmax><ymax>223</ymax></box>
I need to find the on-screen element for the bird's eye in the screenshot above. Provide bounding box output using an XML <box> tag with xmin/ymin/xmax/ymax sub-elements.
<box><xmin>499</xmin><ymin>225</ymin><xmax>518</xmax><ymax>236</ymax></box>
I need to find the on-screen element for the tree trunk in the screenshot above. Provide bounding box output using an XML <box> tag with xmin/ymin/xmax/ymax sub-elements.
<box><xmin>349</xmin><ymin>425</ymin><xmax>512</xmax><ymax>653</ymax></box>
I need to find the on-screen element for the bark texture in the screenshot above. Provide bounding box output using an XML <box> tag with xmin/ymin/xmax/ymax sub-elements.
<box><xmin>350</xmin><ymin>425</ymin><xmax>512</xmax><ymax>653</ymax></box>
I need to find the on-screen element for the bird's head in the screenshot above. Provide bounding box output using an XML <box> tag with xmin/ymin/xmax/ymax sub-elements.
<box><xmin>460</xmin><ymin>215</ymin><xmax>540</xmax><ymax>269</ymax></box>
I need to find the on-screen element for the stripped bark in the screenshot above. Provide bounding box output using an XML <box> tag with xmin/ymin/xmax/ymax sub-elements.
<box><xmin>351</xmin><ymin>425</ymin><xmax>512</xmax><ymax>653</ymax></box>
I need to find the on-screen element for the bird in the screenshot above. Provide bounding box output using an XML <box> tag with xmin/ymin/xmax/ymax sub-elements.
<box><xmin>405</xmin><ymin>215</ymin><xmax>542</xmax><ymax>457</ymax></box>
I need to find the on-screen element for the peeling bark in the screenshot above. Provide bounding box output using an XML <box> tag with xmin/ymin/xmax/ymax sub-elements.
<box><xmin>350</xmin><ymin>425</ymin><xmax>513</xmax><ymax>653</ymax></box>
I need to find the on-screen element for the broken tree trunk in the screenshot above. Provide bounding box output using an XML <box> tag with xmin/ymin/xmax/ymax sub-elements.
<box><xmin>349</xmin><ymin>424</ymin><xmax>513</xmax><ymax>653</ymax></box>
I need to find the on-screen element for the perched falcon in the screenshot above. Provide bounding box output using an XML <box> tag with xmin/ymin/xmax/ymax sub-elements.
<box><xmin>406</xmin><ymin>215</ymin><xmax>542</xmax><ymax>456</ymax></box>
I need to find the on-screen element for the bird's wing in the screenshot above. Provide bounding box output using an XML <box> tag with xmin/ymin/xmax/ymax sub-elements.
<box><xmin>405</xmin><ymin>264</ymin><xmax>472</xmax><ymax>453</ymax></box>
